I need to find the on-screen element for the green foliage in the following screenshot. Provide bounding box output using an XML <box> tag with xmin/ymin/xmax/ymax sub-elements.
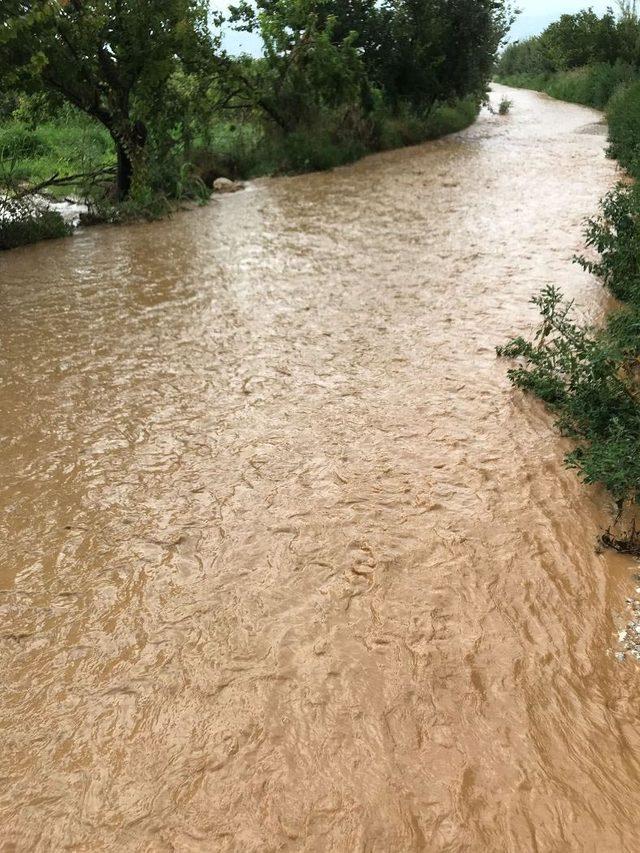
<box><xmin>0</xmin><ymin>0</ymin><xmax>511</xmax><ymax>236</ymax></box>
<box><xmin>498</xmin><ymin>37</ymin><xmax>552</xmax><ymax>77</ymax></box>
<box><xmin>247</xmin><ymin>2</ymin><xmax>368</xmax><ymax>132</ymax></box>
<box><xmin>379</xmin><ymin>0</ymin><xmax>495</xmax><ymax>111</ymax></box>
<box><xmin>231</xmin><ymin>0</ymin><xmax>512</xmax><ymax>118</ymax></box>
<box><xmin>607</xmin><ymin>81</ymin><xmax>640</xmax><ymax>171</ymax></box>
<box><xmin>0</xmin><ymin>0</ymin><xmax>220</xmax><ymax>199</ymax></box>
<box><xmin>542</xmin><ymin>10</ymin><xmax>620</xmax><ymax>70</ymax></box>
<box><xmin>579</xmin><ymin>184</ymin><xmax>640</xmax><ymax>303</ymax></box>
<box><xmin>0</xmin><ymin>199</ymin><xmax>70</xmax><ymax>250</ymax></box>
<box><xmin>498</xmin><ymin>97</ymin><xmax>512</xmax><ymax>114</ymax></box>
<box><xmin>498</xmin><ymin>287</ymin><xmax>640</xmax><ymax>508</ymax></box>
<box><xmin>420</xmin><ymin>98</ymin><xmax>480</xmax><ymax>138</ymax></box>
<box><xmin>498</xmin><ymin>9</ymin><xmax>639</xmax><ymax>79</ymax></box>
<box><xmin>497</xmin><ymin>62</ymin><xmax>636</xmax><ymax>111</ymax></box>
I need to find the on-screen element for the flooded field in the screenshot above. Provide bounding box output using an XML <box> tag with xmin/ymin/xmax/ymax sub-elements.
<box><xmin>2</xmin><ymin>85</ymin><xmax>640</xmax><ymax>850</ymax></box>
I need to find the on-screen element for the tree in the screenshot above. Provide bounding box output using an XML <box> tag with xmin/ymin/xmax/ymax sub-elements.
<box><xmin>231</xmin><ymin>0</ymin><xmax>512</xmax><ymax>118</ymax></box>
<box><xmin>617</xmin><ymin>0</ymin><xmax>639</xmax><ymax>19</ymax></box>
<box><xmin>435</xmin><ymin>0</ymin><xmax>513</xmax><ymax>100</ymax></box>
<box><xmin>538</xmin><ymin>10</ymin><xmax>620</xmax><ymax>71</ymax></box>
<box><xmin>377</xmin><ymin>0</ymin><xmax>512</xmax><ymax>112</ymax></box>
<box><xmin>0</xmin><ymin>0</ymin><xmax>218</xmax><ymax>199</ymax></box>
<box><xmin>228</xmin><ymin>0</ymin><xmax>368</xmax><ymax>132</ymax></box>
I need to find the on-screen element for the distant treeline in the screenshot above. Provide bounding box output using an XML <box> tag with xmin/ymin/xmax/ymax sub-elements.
<box><xmin>500</xmin><ymin>7</ymin><xmax>640</xmax><ymax>80</ymax></box>
<box><xmin>497</xmin><ymin>6</ymin><xmax>640</xmax><ymax>551</ymax></box>
<box><xmin>0</xmin><ymin>0</ymin><xmax>511</xmax><ymax>247</ymax></box>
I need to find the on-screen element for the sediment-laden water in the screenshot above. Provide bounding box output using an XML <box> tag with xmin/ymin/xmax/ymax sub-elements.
<box><xmin>2</xmin><ymin>85</ymin><xmax>639</xmax><ymax>851</ymax></box>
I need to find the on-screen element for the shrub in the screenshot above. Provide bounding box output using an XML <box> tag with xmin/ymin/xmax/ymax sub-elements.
<box><xmin>0</xmin><ymin>124</ymin><xmax>52</xmax><ymax>159</ymax></box>
<box><xmin>607</xmin><ymin>81</ymin><xmax>640</xmax><ymax>174</ymax></box>
<box><xmin>499</xmin><ymin>186</ymin><xmax>640</xmax><ymax>546</ymax></box>
<box><xmin>579</xmin><ymin>183</ymin><xmax>640</xmax><ymax>304</ymax></box>
<box><xmin>424</xmin><ymin>99</ymin><xmax>479</xmax><ymax>137</ymax></box>
<box><xmin>498</xmin><ymin>286</ymin><xmax>640</xmax><ymax>514</ymax></box>
<box><xmin>0</xmin><ymin>200</ymin><xmax>70</xmax><ymax>250</ymax></box>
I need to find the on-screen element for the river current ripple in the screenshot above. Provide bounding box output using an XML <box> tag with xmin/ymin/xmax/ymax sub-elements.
<box><xmin>2</xmin><ymin>85</ymin><xmax>639</xmax><ymax>850</ymax></box>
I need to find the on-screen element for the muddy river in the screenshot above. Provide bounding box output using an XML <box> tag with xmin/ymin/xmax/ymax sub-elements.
<box><xmin>2</xmin><ymin>85</ymin><xmax>640</xmax><ymax>851</ymax></box>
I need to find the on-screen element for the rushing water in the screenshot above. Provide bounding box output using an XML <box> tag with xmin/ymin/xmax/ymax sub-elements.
<box><xmin>2</xmin><ymin>84</ymin><xmax>640</xmax><ymax>851</ymax></box>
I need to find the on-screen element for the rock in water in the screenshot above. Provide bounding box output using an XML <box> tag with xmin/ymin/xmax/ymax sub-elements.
<box><xmin>213</xmin><ymin>177</ymin><xmax>244</xmax><ymax>193</ymax></box>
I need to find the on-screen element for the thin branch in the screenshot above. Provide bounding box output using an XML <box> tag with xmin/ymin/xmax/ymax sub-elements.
<box><xmin>15</xmin><ymin>167</ymin><xmax>116</xmax><ymax>199</ymax></box>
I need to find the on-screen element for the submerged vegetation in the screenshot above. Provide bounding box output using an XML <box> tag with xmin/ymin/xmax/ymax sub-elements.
<box><xmin>497</xmin><ymin>4</ymin><xmax>640</xmax><ymax>550</ymax></box>
<box><xmin>0</xmin><ymin>196</ymin><xmax>70</xmax><ymax>250</ymax></box>
<box><xmin>0</xmin><ymin>0</ymin><xmax>512</xmax><ymax>248</ymax></box>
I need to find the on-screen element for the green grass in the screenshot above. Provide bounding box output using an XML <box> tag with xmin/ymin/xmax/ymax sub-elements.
<box><xmin>0</xmin><ymin>118</ymin><xmax>114</xmax><ymax>197</ymax></box>
<box><xmin>496</xmin><ymin>62</ymin><xmax>637</xmax><ymax>111</ymax></box>
<box><xmin>1</xmin><ymin>97</ymin><xmax>479</xmax><ymax>193</ymax></box>
<box><xmin>0</xmin><ymin>96</ymin><xmax>480</xmax><ymax>250</ymax></box>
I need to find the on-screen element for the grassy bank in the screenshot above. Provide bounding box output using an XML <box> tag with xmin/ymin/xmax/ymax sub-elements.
<box><xmin>0</xmin><ymin>97</ymin><xmax>479</xmax><ymax>250</ymax></box>
<box><xmin>188</xmin><ymin>97</ymin><xmax>479</xmax><ymax>179</ymax></box>
<box><xmin>3</xmin><ymin>98</ymin><xmax>479</xmax><ymax>187</ymax></box>
<box><xmin>497</xmin><ymin>65</ymin><xmax>640</xmax><ymax>548</ymax></box>
<box><xmin>0</xmin><ymin>116</ymin><xmax>113</xmax><ymax>197</ymax></box>
<box><xmin>496</xmin><ymin>63</ymin><xmax>637</xmax><ymax>110</ymax></box>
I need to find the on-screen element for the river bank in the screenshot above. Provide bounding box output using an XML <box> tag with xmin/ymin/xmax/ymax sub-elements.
<box><xmin>0</xmin><ymin>97</ymin><xmax>480</xmax><ymax>251</ymax></box>
<box><xmin>496</xmin><ymin>66</ymin><xmax>636</xmax><ymax>110</ymax></box>
<box><xmin>3</xmin><ymin>84</ymin><xmax>640</xmax><ymax>849</ymax></box>
<box><xmin>496</xmin><ymin>67</ymin><xmax>640</xmax><ymax>553</ymax></box>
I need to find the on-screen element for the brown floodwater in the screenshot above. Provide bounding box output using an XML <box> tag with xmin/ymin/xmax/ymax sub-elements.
<box><xmin>2</xmin><ymin>84</ymin><xmax>640</xmax><ymax>851</ymax></box>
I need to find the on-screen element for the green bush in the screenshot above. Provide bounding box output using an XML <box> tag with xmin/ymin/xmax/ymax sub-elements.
<box><xmin>607</xmin><ymin>81</ymin><xmax>640</xmax><ymax>173</ymax></box>
<box><xmin>498</xmin><ymin>286</ymin><xmax>640</xmax><ymax>514</ymax></box>
<box><xmin>497</xmin><ymin>62</ymin><xmax>636</xmax><ymax>111</ymax></box>
<box><xmin>499</xmin><ymin>184</ymin><xmax>640</xmax><ymax>546</ymax></box>
<box><xmin>579</xmin><ymin>183</ymin><xmax>640</xmax><ymax>304</ymax></box>
<box><xmin>0</xmin><ymin>123</ymin><xmax>52</xmax><ymax>158</ymax></box>
<box><xmin>424</xmin><ymin>99</ymin><xmax>479</xmax><ymax>138</ymax></box>
<box><xmin>0</xmin><ymin>203</ymin><xmax>70</xmax><ymax>250</ymax></box>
